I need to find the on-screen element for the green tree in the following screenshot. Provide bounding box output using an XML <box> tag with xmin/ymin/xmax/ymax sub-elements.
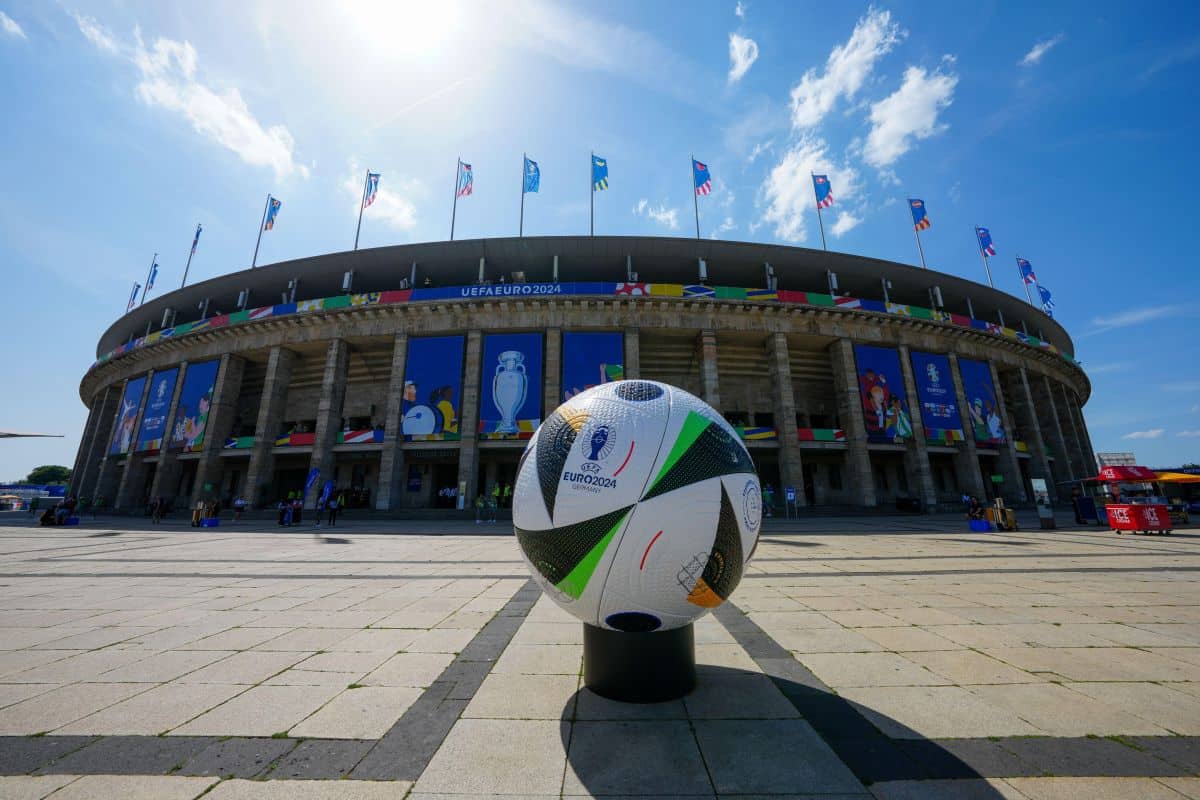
<box><xmin>26</xmin><ymin>465</ymin><xmax>70</xmax><ymax>485</ymax></box>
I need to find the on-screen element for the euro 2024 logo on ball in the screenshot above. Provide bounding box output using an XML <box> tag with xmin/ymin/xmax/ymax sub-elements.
<box><xmin>564</xmin><ymin>418</ymin><xmax>622</xmax><ymax>493</ymax></box>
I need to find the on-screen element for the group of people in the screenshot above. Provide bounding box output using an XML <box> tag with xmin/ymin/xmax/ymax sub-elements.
<box><xmin>473</xmin><ymin>483</ymin><xmax>513</xmax><ymax>524</ymax></box>
<box><xmin>277</xmin><ymin>492</ymin><xmax>343</xmax><ymax>528</ymax></box>
<box><xmin>963</xmin><ymin>494</ymin><xmax>987</xmax><ymax>520</ymax></box>
<box><xmin>34</xmin><ymin>495</ymin><xmax>78</xmax><ymax>526</ymax></box>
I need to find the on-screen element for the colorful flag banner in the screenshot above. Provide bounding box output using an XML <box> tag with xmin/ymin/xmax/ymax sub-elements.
<box><xmin>909</xmin><ymin>198</ymin><xmax>931</xmax><ymax>231</ymax></box>
<box><xmin>523</xmin><ymin>157</ymin><xmax>540</xmax><ymax>193</ymax></box>
<box><xmin>812</xmin><ymin>174</ymin><xmax>834</xmax><ymax>208</ymax></box>
<box><xmin>592</xmin><ymin>155</ymin><xmax>608</xmax><ymax>191</ymax></box>
<box><xmin>146</xmin><ymin>259</ymin><xmax>159</xmax><ymax>291</ymax></box>
<box><xmin>364</xmin><ymin>173</ymin><xmax>380</xmax><ymax>208</ymax></box>
<box><xmin>264</xmin><ymin>196</ymin><xmax>281</xmax><ymax>230</ymax></box>
<box><xmin>127</xmin><ymin>282</ymin><xmax>141</xmax><ymax>312</ymax></box>
<box><xmin>1017</xmin><ymin>257</ymin><xmax>1037</xmax><ymax>285</ymax></box>
<box><xmin>975</xmin><ymin>226</ymin><xmax>996</xmax><ymax>256</ymax></box>
<box><xmin>693</xmin><ymin>159</ymin><xmax>712</xmax><ymax>195</ymax></box>
<box><xmin>457</xmin><ymin>162</ymin><xmax>473</xmax><ymax>197</ymax></box>
<box><xmin>190</xmin><ymin>224</ymin><xmax>202</xmax><ymax>256</ymax></box>
<box><xmin>1038</xmin><ymin>285</ymin><xmax>1055</xmax><ymax>316</ymax></box>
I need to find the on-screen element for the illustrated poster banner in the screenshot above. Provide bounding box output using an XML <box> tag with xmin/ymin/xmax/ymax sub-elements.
<box><xmin>135</xmin><ymin>368</ymin><xmax>179</xmax><ymax>452</ymax></box>
<box><xmin>909</xmin><ymin>351</ymin><xmax>963</xmax><ymax>435</ymax></box>
<box><xmin>479</xmin><ymin>332</ymin><xmax>543</xmax><ymax>438</ymax></box>
<box><xmin>170</xmin><ymin>359</ymin><xmax>219</xmax><ymax>451</ymax></box>
<box><xmin>852</xmin><ymin>344</ymin><xmax>913</xmax><ymax>442</ymax></box>
<box><xmin>401</xmin><ymin>336</ymin><xmax>464</xmax><ymax>441</ymax></box>
<box><xmin>958</xmin><ymin>357</ymin><xmax>1006</xmax><ymax>446</ymax></box>
<box><xmin>109</xmin><ymin>376</ymin><xmax>147</xmax><ymax>455</ymax></box>
<box><xmin>561</xmin><ymin>332</ymin><xmax>624</xmax><ymax>403</ymax></box>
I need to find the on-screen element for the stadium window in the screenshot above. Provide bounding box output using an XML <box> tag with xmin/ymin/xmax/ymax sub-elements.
<box><xmin>829</xmin><ymin>465</ymin><xmax>843</xmax><ymax>491</ymax></box>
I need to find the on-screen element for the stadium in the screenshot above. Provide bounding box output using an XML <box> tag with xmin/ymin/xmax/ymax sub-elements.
<box><xmin>69</xmin><ymin>235</ymin><xmax>1095</xmax><ymax>514</ymax></box>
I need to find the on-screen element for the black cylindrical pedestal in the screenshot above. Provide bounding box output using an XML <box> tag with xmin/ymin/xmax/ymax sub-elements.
<box><xmin>583</xmin><ymin>622</ymin><xmax>695</xmax><ymax>703</ymax></box>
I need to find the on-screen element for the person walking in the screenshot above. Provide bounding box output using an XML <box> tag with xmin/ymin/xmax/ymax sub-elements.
<box><xmin>487</xmin><ymin>492</ymin><xmax>498</xmax><ymax>524</ymax></box>
<box><xmin>327</xmin><ymin>494</ymin><xmax>339</xmax><ymax>527</ymax></box>
<box><xmin>151</xmin><ymin>496</ymin><xmax>162</xmax><ymax>524</ymax></box>
<box><xmin>502</xmin><ymin>483</ymin><xmax>513</xmax><ymax>509</ymax></box>
<box><xmin>233</xmin><ymin>497</ymin><xmax>245</xmax><ymax>522</ymax></box>
<box><xmin>474</xmin><ymin>493</ymin><xmax>485</xmax><ymax>524</ymax></box>
<box><xmin>277</xmin><ymin>499</ymin><xmax>288</xmax><ymax>527</ymax></box>
<box><xmin>1071</xmin><ymin>485</ymin><xmax>1085</xmax><ymax>525</ymax></box>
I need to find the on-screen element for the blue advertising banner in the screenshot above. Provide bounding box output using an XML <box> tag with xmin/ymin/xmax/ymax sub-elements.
<box><xmin>170</xmin><ymin>359</ymin><xmax>220</xmax><ymax>452</ymax></box>
<box><xmin>909</xmin><ymin>352</ymin><xmax>963</xmax><ymax>439</ymax></box>
<box><xmin>480</xmin><ymin>332</ymin><xmax>543</xmax><ymax>439</ymax></box>
<box><xmin>561</xmin><ymin>332</ymin><xmax>624</xmax><ymax>404</ymax></box>
<box><xmin>110</xmin><ymin>376</ymin><xmax>147</xmax><ymax>455</ymax></box>
<box><xmin>852</xmin><ymin>344</ymin><xmax>913</xmax><ymax>442</ymax></box>
<box><xmin>411</xmin><ymin>282</ymin><xmax>615</xmax><ymax>302</ymax></box>
<box><xmin>402</xmin><ymin>336</ymin><xmax>464</xmax><ymax>441</ymax></box>
<box><xmin>135</xmin><ymin>368</ymin><xmax>179</xmax><ymax>452</ymax></box>
<box><xmin>958</xmin><ymin>357</ymin><xmax>1006</xmax><ymax>446</ymax></box>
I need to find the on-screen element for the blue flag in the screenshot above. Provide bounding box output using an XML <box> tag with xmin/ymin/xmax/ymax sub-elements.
<box><xmin>975</xmin><ymin>227</ymin><xmax>996</xmax><ymax>256</ymax></box>
<box><xmin>264</xmin><ymin>196</ymin><xmax>282</xmax><ymax>231</ymax></box>
<box><xmin>1038</xmin><ymin>285</ymin><xmax>1055</xmax><ymax>317</ymax></box>
<box><xmin>126</xmin><ymin>282</ymin><xmax>141</xmax><ymax>312</ymax></box>
<box><xmin>592</xmin><ymin>155</ymin><xmax>608</xmax><ymax>191</ymax></box>
<box><xmin>1017</xmin><ymin>257</ymin><xmax>1037</xmax><ymax>285</ymax></box>
<box><xmin>909</xmin><ymin>198</ymin><xmax>931</xmax><ymax>230</ymax></box>
<box><xmin>190</xmin><ymin>224</ymin><xmax>202</xmax><ymax>256</ymax></box>
<box><xmin>305</xmin><ymin>467</ymin><xmax>320</xmax><ymax>494</ymax></box>
<box><xmin>146</xmin><ymin>260</ymin><xmax>158</xmax><ymax>291</ymax></box>
<box><xmin>523</xmin><ymin>157</ymin><xmax>540</xmax><ymax>193</ymax></box>
<box><xmin>693</xmin><ymin>159</ymin><xmax>712</xmax><ymax>195</ymax></box>
<box><xmin>812</xmin><ymin>174</ymin><xmax>834</xmax><ymax>208</ymax></box>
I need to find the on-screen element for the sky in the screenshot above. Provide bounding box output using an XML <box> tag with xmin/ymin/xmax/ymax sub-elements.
<box><xmin>1</xmin><ymin>0</ymin><xmax>1199</xmax><ymax>480</ymax></box>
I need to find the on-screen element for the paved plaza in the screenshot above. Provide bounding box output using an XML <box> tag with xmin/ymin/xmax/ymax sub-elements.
<box><xmin>0</xmin><ymin>510</ymin><xmax>1197</xmax><ymax>798</ymax></box>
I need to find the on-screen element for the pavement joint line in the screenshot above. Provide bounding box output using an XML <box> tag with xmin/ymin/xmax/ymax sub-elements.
<box><xmin>0</xmin><ymin>572</ymin><xmax>531</xmax><ymax>580</ymax></box>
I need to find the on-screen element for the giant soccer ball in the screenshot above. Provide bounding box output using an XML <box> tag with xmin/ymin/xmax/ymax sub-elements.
<box><xmin>513</xmin><ymin>380</ymin><xmax>761</xmax><ymax>632</ymax></box>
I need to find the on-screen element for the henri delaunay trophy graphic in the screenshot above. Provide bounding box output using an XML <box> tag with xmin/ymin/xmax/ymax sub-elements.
<box><xmin>492</xmin><ymin>350</ymin><xmax>528</xmax><ymax>434</ymax></box>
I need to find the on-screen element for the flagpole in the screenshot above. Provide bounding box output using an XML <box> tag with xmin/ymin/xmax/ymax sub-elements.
<box><xmin>976</xmin><ymin>226</ymin><xmax>994</xmax><ymax>287</ymax></box>
<box><xmin>450</xmin><ymin>158</ymin><xmax>460</xmax><ymax>241</ymax></box>
<box><xmin>913</xmin><ymin>228</ymin><xmax>927</xmax><ymax>269</ymax></box>
<box><xmin>139</xmin><ymin>253</ymin><xmax>157</xmax><ymax>305</ymax></box>
<box><xmin>354</xmin><ymin>169</ymin><xmax>369</xmax><ymax>251</ymax></box>
<box><xmin>590</xmin><ymin>152</ymin><xmax>594</xmax><ymax>237</ymax></box>
<box><xmin>691</xmin><ymin>154</ymin><xmax>700</xmax><ymax>240</ymax></box>
<box><xmin>519</xmin><ymin>153</ymin><xmax>526</xmax><ymax>238</ymax></box>
<box><xmin>252</xmin><ymin>194</ymin><xmax>269</xmax><ymax>268</ymax></box>
<box><xmin>813</xmin><ymin>173</ymin><xmax>828</xmax><ymax>251</ymax></box>
<box><xmin>1015</xmin><ymin>255</ymin><xmax>1035</xmax><ymax>306</ymax></box>
<box><xmin>181</xmin><ymin>225</ymin><xmax>198</xmax><ymax>289</ymax></box>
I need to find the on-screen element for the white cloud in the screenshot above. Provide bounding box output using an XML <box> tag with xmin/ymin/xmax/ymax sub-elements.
<box><xmin>341</xmin><ymin>164</ymin><xmax>423</xmax><ymax>232</ymax></box>
<box><xmin>1086</xmin><ymin>304</ymin><xmax>1185</xmax><ymax>335</ymax></box>
<box><xmin>1020</xmin><ymin>33</ymin><xmax>1063</xmax><ymax>66</ymax></box>
<box><xmin>830</xmin><ymin>211</ymin><xmax>862</xmax><ymax>237</ymax></box>
<box><xmin>633</xmin><ymin>199</ymin><xmax>680</xmax><ymax>230</ymax></box>
<box><xmin>759</xmin><ymin>136</ymin><xmax>860</xmax><ymax>243</ymax></box>
<box><xmin>947</xmin><ymin>181</ymin><xmax>961</xmax><ymax>204</ymax></box>
<box><xmin>790</xmin><ymin>8</ymin><xmax>903</xmax><ymax>129</ymax></box>
<box><xmin>74</xmin><ymin>14</ymin><xmax>308</xmax><ymax>180</ymax></box>
<box><xmin>1122</xmin><ymin>429</ymin><xmax>1165</xmax><ymax>440</ymax></box>
<box><xmin>1178</xmin><ymin>430</ymin><xmax>1200</xmax><ymax>438</ymax></box>
<box><xmin>1086</xmin><ymin>362</ymin><xmax>1131</xmax><ymax>375</ymax></box>
<box><xmin>1193</xmin><ymin>404</ymin><xmax>1200</xmax><ymax>413</ymax></box>
<box><xmin>1</xmin><ymin>10</ymin><xmax>26</xmax><ymax>39</ymax></box>
<box><xmin>710</xmin><ymin>216</ymin><xmax>736</xmax><ymax>239</ymax></box>
<box><xmin>735</xmin><ymin>1</ymin><xmax>746</xmax><ymax>19</ymax></box>
<box><xmin>747</xmin><ymin>139</ymin><xmax>773</xmax><ymax>163</ymax></box>
<box><xmin>728</xmin><ymin>33</ymin><xmax>759</xmax><ymax>83</ymax></box>
<box><xmin>863</xmin><ymin>61</ymin><xmax>958</xmax><ymax>168</ymax></box>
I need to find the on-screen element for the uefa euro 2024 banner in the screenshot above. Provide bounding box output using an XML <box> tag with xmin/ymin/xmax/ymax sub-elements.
<box><xmin>109</xmin><ymin>375</ymin><xmax>147</xmax><ymax>455</ymax></box>
<box><xmin>853</xmin><ymin>344</ymin><xmax>913</xmax><ymax>443</ymax></box>
<box><xmin>561</xmin><ymin>332</ymin><xmax>624</xmax><ymax>404</ymax></box>
<box><xmin>170</xmin><ymin>359</ymin><xmax>220</xmax><ymax>452</ymax></box>
<box><xmin>135</xmin><ymin>368</ymin><xmax>179</xmax><ymax>452</ymax></box>
<box><xmin>958</xmin><ymin>357</ymin><xmax>1006</xmax><ymax>446</ymax></box>
<box><xmin>480</xmin><ymin>332</ymin><xmax>543</xmax><ymax>438</ymax></box>
<box><xmin>909</xmin><ymin>351</ymin><xmax>963</xmax><ymax>436</ymax></box>
<box><xmin>401</xmin><ymin>336</ymin><xmax>464</xmax><ymax>441</ymax></box>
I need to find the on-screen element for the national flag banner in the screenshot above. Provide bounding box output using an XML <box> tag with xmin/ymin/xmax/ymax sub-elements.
<box><xmin>693</xmin><ymin>159</ymin><xmax>712</xmax><ymax>196</ymax></box>
<box><xmin>592</xmin><ymin>155</ymin><xmax>608</xmax><ymax>191</ymax></box>
<box><xmin>364</xmin><ymin>173</ymin><xmax>380</xmax><ymax>208</ymax></box>
<box><xmin>146</xmin><ymin>260</ymin><xmax>159</xmax><ymax>291</ymax></box>
<box><xmin>191</xmin><ymin>224</ymin><xmax>202</xmax><ymax>255</ymax></box>
<box><xmin>975</xmin><ymin>226</ymin><xmax>996</xmax><ymax>256</ymax></box>
<box><xmin>812</xmin><ymin>174</ymin><xmax>834</xmax><ymax>208</ymax></box>
<box><xmin>1038</xmin><ymin>285</ymin><xmax>1055</xmax><ymax>316</ymax></box>
<box><xmin>523</xmin><ymin>157</ymin><xmax>540</xmax><ymax>193</ymax></box>
<box><xmin>457</xmin><ymin>162</ymin><xmax>473</xmax><ymax>197</ymax></box>
<box><xmin>126</xmin><ymin>282</ymin><xmax>141</xmax><ymax>312</ymax></box>
<box><xmin>1017</xmin><ymin>257</ymin><xmax>1037</xmax><ymax>285</ymax></box>
<box><xmin>909</xmin><ymin>198</ymin><xmax>931</xmax><ymax>231</ymax></box>
<box><xmin>264</xmin><ymin>196</ymin><xmax>282</xmax><ymax>230</ymax></box>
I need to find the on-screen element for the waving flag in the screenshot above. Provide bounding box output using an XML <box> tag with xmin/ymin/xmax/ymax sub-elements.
<box><xmin>146</xmin><ymin>259</ymin><xmax>159</xmax><ymax>291</ymax></box>
<box><xmin>364</xmin><ymin>173</ymin><xmax>380</xmax><ymax>208</ymax></box>
<box><xmin>457</xmin><ymin>162</ymin><xmax>473</xmax><ymax>197</ymax></box>
<box><xmin>1038</xmin><ymin>285</ymin><xmax>1055</xmax><ymax>317</ymax></box>
<box><xmin>523</xmin><ymin>157</ymin><xmax>540</xmax><ymax>193</ymax></box>
<box><xmin>975</xmin><ymin>226</ymin><xmax>996</xmax><ymax>256</ymax></box>
<box><xmin>812</xmin><ymin>174</ymin><xmax>834</xmax><ymax>208</ymax></box>
<box><xmin>1017</xmin><ymin>257</ymin><xmax>1037</xmax><ymax>284</ymax></box>
<box><xmin>592</xmin><ymin>155</ymin><xmax>608</xmax><ymax>191</ymax></box>
<box><xmin>264</xmin><ymin>196</ymin><xmax>282</xmax><ymax>230</ymax></box>
<box><xmin>127</xmin><ymin>282</ymin><xmax>141</xmax><ymax>312</ymax></box>
<box><xmin>909</xmin><ymin>198</ymin><xmax>931</xmax><ymax>231</ymax></box>
<box><xmin>190</xmin><ymin>224</ymin><xmax>202</xmax><ymax>256</ymax></box>
<box><xmin>693</xmin><ymin>159</ymin><xmax>712</xmax><ymax>195</ymax></box>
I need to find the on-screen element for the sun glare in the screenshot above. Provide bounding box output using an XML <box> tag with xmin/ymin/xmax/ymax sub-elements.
<box><xmin>343</xmin><ymin>0</ymin><xmax>462</xmax><ymax>61</ymax></box>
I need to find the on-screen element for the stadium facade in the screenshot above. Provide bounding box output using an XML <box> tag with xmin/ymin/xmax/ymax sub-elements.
<box><xmin>70</xmin><ymin>236</ymin><xmax>1095</xmax><ymax>513</ymax></box>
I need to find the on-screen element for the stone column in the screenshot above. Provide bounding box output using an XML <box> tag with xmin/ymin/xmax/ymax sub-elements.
<box><xmin>829</xmin><ymin>339</ymin><xmax>875</xmax><ymax>507</ymax></box>
<box><xmin>1066</xmin><ymin>390</ymin><xmax>1097</xmax><ymax>473</ymax></box>
<box><xmin>1052</xmin><ymin>380</ymin><xmax>1087</xmax><ymax>479</ymax></box>
<box><xmin>1036</xmin><ymin>374</ymin><xmax>1074</xmax><ymax>485</ymax></box>
<box><xmin>74</xmin><ymin>386</ymin><xmax>120</xmax><ymax>502</ymax></box>
<box><xmin>69</xmin><ymin>398</ymin><xmax>100</xmax><ymax>497</ymax></box>
<box><xmin>947</xmin><ymin>354</ymin><xmax>987</xmax><ymax>499</ymax></box>
<box><xmin>114</xmin><ymin>372</ymin><xmax>156</xmax><ymax>511</ymax></box>
<box><xmin>897</xmin><ymin>345</ymin><xmax>938</xmax><ymax>511</ymax></box>
<box><xmin>147</xmin><ymin>361</ymin><xmax>188</xmax><ymax>503</ymax></box>
<box><xmin>455</xmin><ymin>330</ymin><xmax>484</xmax><ymax>510</ymax></box>
<box><xmin>623</xmin><ymin>328</ymin><xmax>640</xmax><ymax>379</ymax></box>
<box><xmin>1013</xmin><ymin>367</ymin><xmax>1053</xmax><ymax>486</ymax></box>
<box><xmin>245</xmin><ymin>347</ymin><xmax>297</xmax><ymax>508</ymax></box>
<box><xmin>191</xmin><ymin>355</ymin><xmax>245</xmax><ymax>507</ymax></box>
<box><xmin>91</xmin><ymin>383</ymin><xmax>130</xmax><ymax>511</ymax></box>
<box><xmin>766</xmin><ymin>333</ymin><xmax>807</xmax><ymax>506</ymax></box>
<box><xmin>698</xmin><ymin>329</ymin><xmax>720</xmax><ymax>410</ymax></box>
<box><xmin>376</xmin><ymin>333</ymin><xmax>409</xmax><ymax>511</ymax></box>
<box><xmin>307</xmin><ymin>339</ymin><xmax>350</xmax><ymax>509</ymax></box>
<box><xmin>543</xmin><ymin>328</ymin><xmax>562</xmax><ymax>415</ymax></box>
<box><xmin>990</xmin><ymin>362</ymin><xmax>1027</xmax><ymax>504</ymax></box>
